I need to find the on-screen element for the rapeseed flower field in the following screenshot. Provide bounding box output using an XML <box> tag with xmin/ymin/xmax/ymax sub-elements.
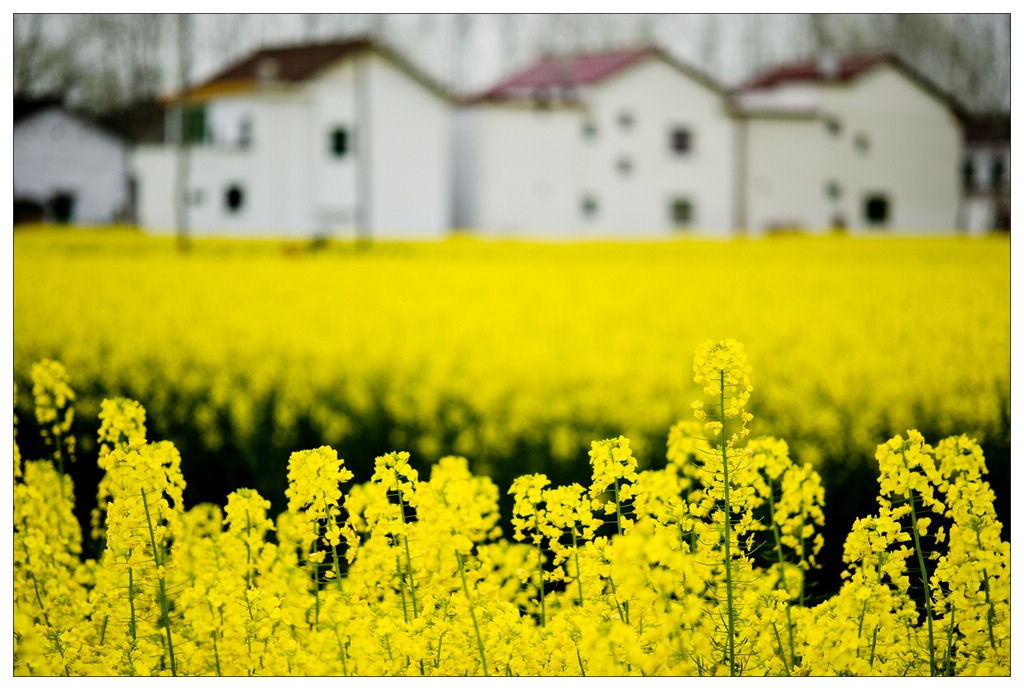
<box><xmin>13</xmin><ymin>229</ymin><xmax>1010</xmax><ymax>675</ymax></box>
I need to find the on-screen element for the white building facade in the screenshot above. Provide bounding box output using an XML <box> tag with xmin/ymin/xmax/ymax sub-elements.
<box><xmin>731</xmin><ymin>55</ymin><xmax>965</xmax><ymax>235</ymax></box>
<box><xmin>131</xmin><ymin>39</ymin><xmax>452</xmax><ymax>239</ymax></box>
<box><xmin>453</xmin><ymin>48</ymin><xmax>737</xmax><ymax>237</ymax></box>
<box><xmin>14</xmin><ymin>105</ymin><xmax>129</xmax><ymax>224</ymax></box>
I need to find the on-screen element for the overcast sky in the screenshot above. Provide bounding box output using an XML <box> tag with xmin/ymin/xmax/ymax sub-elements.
<box><xmin>12</xmin><ymin>13</ymin><xmax>1012</xmax><ymax>113</ymax></box>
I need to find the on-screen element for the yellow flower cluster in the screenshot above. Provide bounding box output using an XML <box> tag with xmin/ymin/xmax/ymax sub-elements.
<box><xmin>13</xmin><ymin>342</ymin><xmax>1009</xmax><ymax>676</ymax></box>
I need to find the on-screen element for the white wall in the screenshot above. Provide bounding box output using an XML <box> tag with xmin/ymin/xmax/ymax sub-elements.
<box><xmin>821</xmin><ymin>65</ymin><xmax>960</xmax><ymax>232</ymax></box>
<box><xmin>584</xmin><ymin>58</ymin><xmax>735</xmax><ymax>235</ymax></box>
<box><xmin>741</xmin><ymin>63</ymin><xmax>962</xmax><ymax>235</ymax></box>
<box><xmin>471</xmin><ymin>105</ymin><xmax>583</xmax><ymax>235</ymax></box>
<box><xmin>744</xmin><ymin>116</ymin><xmax>829</xmax><ymax>232</ymax></box>
<box><xmin>459</xmin><ymin>56</ymin><xmax>736</xmax><ymax>237</ymax></box>
<box><xmin>14</xmin><ymin>108</ymin><xmax>128</xmax><ymax>224</ymax></box>
<box><xmin>366</xmin><ymin>52</ymin><xmax>452</xmax><ymax>237</ymax></box>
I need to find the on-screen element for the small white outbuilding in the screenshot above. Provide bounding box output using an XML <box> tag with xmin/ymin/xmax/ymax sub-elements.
<box><xmin>131</xmin><ymin>38</ymin><xmax>452</xmax><ymax>239</ymax></box>
<box><xmin>14</xmin><ymin>100</ymin><xmax>130</xmax><ymax>225</ymax></box>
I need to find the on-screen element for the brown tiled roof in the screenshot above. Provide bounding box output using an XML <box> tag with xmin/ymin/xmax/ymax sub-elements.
<box><xmin>185</xmin><ymin>37</ymin><xmax>449</xmax><ymax>102</ymax></box>
<box><xmin>200</xmin><ymin>39</ymin><xmax>372</xmax><ymax>86</ymax></box>
<box><xmin>964</xmin><ymin>114</ymin><xmax>1010</xmax><ymax>144</ymax></box>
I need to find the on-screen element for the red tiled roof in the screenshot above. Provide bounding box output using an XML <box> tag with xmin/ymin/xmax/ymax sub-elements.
<box><xmin>476</xmin><ymin>47</ymin><xmax>659</xmax><ymax>100</ymax></box>
<box><xmin>742</xmin><ymin>54</ymin><xmax>889</xmax><ymax>89</ymax></box>
<box><xmin>738</xmin><ymin>52</ymin><xmax>969</xmax><ymax>122</ymax></box>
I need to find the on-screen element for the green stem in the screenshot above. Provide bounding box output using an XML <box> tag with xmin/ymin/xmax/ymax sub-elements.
<box><xmin>333</xmin><ymin>627</ymin><xmax>349</xmax><ymax>676</ymax></box>
<box><xmin>904</xmin><ymin>482</ymin><xmax>935</xmax><ymax>676</ymax></box>
<box><xmin>395</xmin><ymin>552</ymin><xmax>409</xmax><ymax>623</ymax></box>
<box><xmin>456</xmin><ymin>550</ymin><xmax>489</xmax><ymax>676</ymax></box>
<box><xmin>771</xmin><ymin>622</ymin><xmax>791</xmax><ymax>676</ymax></box>
<box><xmin>395</xmin><ymin>485</ymin><xmax>419</xmax><ymax>619</ymax></box>
<box><xmin>974</xmin><ymin>530</ymin><xmax>998</xmax><ymax>651</ymax></box>
<box><xmin>532</xmin><ymin>511</ymin><xmax>546</xmax><ymax>626</ymax></box>
<box><xmin>719</xmin><ymin>370</ymin><xmax>737</xmax><ymax>676</ymax></box>
<box><xmin>572</xmin><ymin>530</ymin><xmax>584</xmax><ymax>606</ymax></box>
<box><xmin>127</xmin><ymin>562</ymin><xmax>137</xmax><ymax>641</ymax></box>
<box><xmin>607</xmin><ymin>574</ymin><xmax>629</xmax><ymax>625</ymax></box>
<box><xmin>613</xmin><ymin>477</ymin><xmax>625</xmax><ymax>535</ymax></box>
<box><xmin>330</xmin><ymin>540</ymin><xmax>345</xmax><ymax>593</ymax></box>
<box><xmin>140</xmin><ymin>489</ymin><xmax>176</xmax><ymax>676</ymax></box>
<box><xmin>575</xmin><ymin>643</ymin><xmax>586</xmax><ymax>676</ymax></box>
<box><xmin>243</xmin><ymin>509</ymin><xmax>252</xmax><ymax>591</ymax></box>
<box><xmin>767</xmin><ymin>488</ymin><xmax>796</xmax><ymax>669</ymax></box>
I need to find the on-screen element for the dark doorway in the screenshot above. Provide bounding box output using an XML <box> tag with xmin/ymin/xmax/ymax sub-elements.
<box><xmin>47</xmin><ymin>192</ymin><xmax>75</xmax><ymax>223</ymax></box>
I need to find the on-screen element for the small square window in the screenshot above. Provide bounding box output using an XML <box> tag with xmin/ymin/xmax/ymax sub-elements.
<box><xmin>825</xmin><ymin>181</ymin><xmax>842</xmax><ymax>200</ymax></box>
<box><xmin>581</xmin><ymin>194</ymin><xmax>598</xmax><ymax>218</ymax></box>
<box><xmin>671</xmin><ymin>128</ymin><xmax>691</xmax><ymax>154</ymax></box>
<box><xmin>854</xmin><ymin>132</ymin><xmax>870</xmax><ymax>153</ymax></box>
<box><xmin>864</xmin><ymin>194</ymin><xmax>889</xmax><ymax>227</ymax></box>
<box><xmin>582</xmin><ymin>120</ymin><xmax>597</xmax><ymax>140</ymax></box>
<box><xmin>616</xmin><ymin>157</ymin><xmax>633</xmax><ymax>175</ymax></box>
<box><xmin>825</xmin><ymin>116</ymin><xmax>842</xmax><ymax>137</ymax></box>
<box><xmin>670</xmin><ymin>198</ymin><xmax>693</xmax><ymax>227</ymax></box>
<box><xmin>618</xmin><ymin>110</ymin><xmax>634</xmax><ymax>129</ymax></box>
<box><xmin>225</xmin><ymin>184</ymin><xmax>245</xmax><ymax>213</ymax></box>
<box><xmin>331</xmin><ymin>127</ymin><xmax>349</xmax><ymax>157</ymax></box>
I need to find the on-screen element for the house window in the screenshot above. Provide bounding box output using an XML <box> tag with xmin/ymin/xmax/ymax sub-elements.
<box><xmin>47</xmin><ymin>191</ymin><xmax>75</xmax><ymax>223</ymax></box>
<box><xmin>991</xmin><ymin>155</ymin><xmax>1005</xmax><ymax>190</ymax></box>
<box><xmin>670</xmin><ymin>198</ymin><xmax>693</xmax><ymax>227</ymax></box>
<box><xmin>825</xmin><ymin>180</ymin><xmax>842</xmax><ymax>200</ymax></box>
<box><xmin>962</xmin><ymin>158</ymin><xmax>976</xmax><ymax>191</ymax></box>
<box><xmin>618</xmin><ymin>110</ymin><xmax>634</xmax><ymax>129</ymax></box>
<box><xmin>671</xmin><ymin>127</ymin><xmax>692</xmax><ymax>154</ymax></box>
<box><xmin>824</xmin><ymin>116</ymin><xmax>842</xmax><ymax>137</ymax></box>
<box><xmin>188</xmin><ymin>189</ymin><xmax>205</xmax><ymax>206</ymax></box>
<box><xmin>863</xmin><ymin>194</ymin><xmax>890</xmax><ymax>227</ymax></box>
<box><xmin>182</xmin><ymin>105</ymin><xmax>206</xmax><ymax>143</ymax></box>
<box><xmin>581</xmin><ymin>194</ymin><xmax>599</xmax><ymax>218</ymax></box>
<box><xmin>239</xmin><ymin>118</ymin><xmax>252</xmax><ymax>148</ymax></box>
<box><xmin>582</xmin><ymin>120</ymin><xmax>597</xmax><ymax>140</ymax></box>
<box><xmin>331</xmin><ymin>127</ymin><xmax>349</xmax><ymax>157</ymax></box>
<box><xmin>225</xmin><ymin>184</ymin><xmax>245</xmax><ymax>213</ymax></box>
<box><xmin>616</xmin><ymin>156</ymin><xmax>633</xmax><ymax>176</ymax></box>
<box><xmin>854</xmin><ymin>132</ymin><xmax>870</xmax><ymax>153</ymax></box>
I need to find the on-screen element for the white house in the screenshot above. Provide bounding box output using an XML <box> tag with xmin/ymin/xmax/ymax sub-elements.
<box><xmin>453</xmin><ymin>48</ymin><xmax>737</xmax><ymax>237</ymax></box>
<box><xmin>730</xmin><ymin>54</ymin><xmax>966</xmax><ymax>235</ymax></box>
<box><xmin>14</xmin><ymin>99</ymin><xmax>130</xmax><ymax>224</ymax></box>
<box><xmin>131</xmin><ymin>38</ymin><xmax>452</xmax><ymax>239</ymax></box>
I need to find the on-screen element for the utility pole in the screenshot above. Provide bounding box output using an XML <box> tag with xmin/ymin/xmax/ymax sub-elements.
<box><xmin>174</xmin><ymin>14</ymin><xmax>192</xmax><ymax>252</ymax></box>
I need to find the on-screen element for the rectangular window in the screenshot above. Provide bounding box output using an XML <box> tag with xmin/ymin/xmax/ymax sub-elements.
<box><xmin>239</xmin><ymin>118</ymin><xmax>253</xmax><ymax>148</ymax></box>
<box><xmin>671</xmin><ymin>128</ymin><xmax>692</xmax><ymax>154</ymax></box>
<box><xmin>670</xmin><ymin>198</ymin><xmax>693</xmax><ymax>228</ymax></box>
<box><xmin>182</xmin><ymin>105</ymin><xmax>206</xmax><ymax>144</ymax></box>
<box><xmin>331</xmin><ymin>127</ymin><xmax>349</xmax><ymax>157</ymax></box>
<box><xmin>863</xmin><ymin>194</ymin><xmax>890</xmax><ymax>227</ymax></box>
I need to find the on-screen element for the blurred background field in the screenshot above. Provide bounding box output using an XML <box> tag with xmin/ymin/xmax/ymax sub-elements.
<box><xmin>13</xmin><ymin>228</ymin><xmax>1010</xmax><ymax>598</ymax></box>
